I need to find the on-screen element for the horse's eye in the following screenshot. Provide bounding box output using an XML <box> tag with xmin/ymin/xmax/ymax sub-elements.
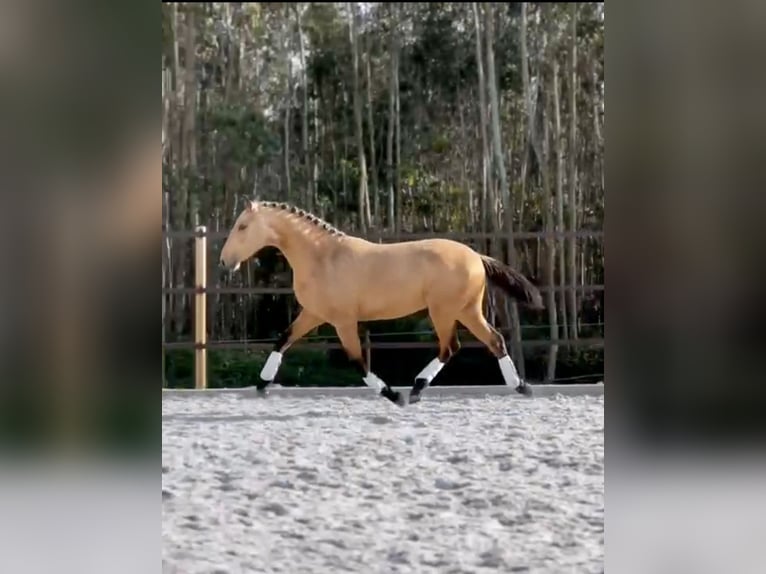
<box><xmin>237</xmin><ymin>223</ymin><xmax>247</xmax><ymax>232</ymax></box>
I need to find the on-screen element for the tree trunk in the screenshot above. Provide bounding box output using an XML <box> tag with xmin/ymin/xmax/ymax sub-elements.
<box><xmin>394</xmin><ymin>36</ymin><xmax>402</xmax><ymax>236</ymax></box>
<box><xmin>173</xmin><ymin>4</ymin><xmax>198</xmax><ymax>336</ymax></box>
<box><xmin>365</xmin><ymin>32</ymin><xmax>379</xmax><ymax>226</ymax></box>
<box><xmin>518</xmin><ymin>2</ymin><xmax>531</xmax><ymax>233</ymax></box>
<box><xmin>483</xmin><ymin>2</ymin><xmax>524</xmax><ymax>374</ymax></box>
<box><xmin>541</xmin><ymin>37</ymin><xmax>559</xmax><ymax>382</ymax></box>
<box><xmin>312</xmin><ymin>91</ymin><xmax>320</xmax><ymax>212</ymax></box>
<box><xmin>183</xmin><ymin>5</ymin><xmax>197</xmax><ymax>172</ymax></box>
<box><xmin>170</xmin><ymin>2</ymin><xmax>181</xmax><ymax>169</ymax></box>
<box><xmin>472</xmin><ymin>3</ymin><xmax>490</xmax><ymax>235</ymax></box>
<box><xmin>283</xmin><ymin>8</ymin><xmax>293</xmax><ymax>203</ymax></box>
<box><xmin>458</xmin><ymin>97</ymin><xmax>475</xmax><ymax>228</ymax></box>
<box><xmin>567</xmin><ymin>2</ymin><xmax>579</xmax><ymax>340</ymax></box>
<box><xmin>521</xmin><ymin>4</ymin><xmax>543</xmax><ymax>176</ymax></box>
<box><xmin>386</xmin><ymin>18</ymin><xmax>397</xmax><ymax>231</ymax></box>
<box><xmin>294</xmin><ymin>4</ymin><xmax>311</xmax><ymax>210</ymax></box>
<box><xmin>553</xmin><ymin>58</ymin><xmax>569</xmax><ymax>340</ymax></box>
<box><xmin>592</xmin><ymin>54</ymin><xmax>604</xmax><ymax>194</ymax></box>
<box><xmin>348</xmin><ymin>2</ymin><xmax>371</xmax><ymax>232</ymax></box>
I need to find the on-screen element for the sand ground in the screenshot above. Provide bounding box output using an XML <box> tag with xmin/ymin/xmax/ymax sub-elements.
<box><xmin>162</xmin><ymin>391</ymin><xmax>604</xmax><ymax>574</ymax></box>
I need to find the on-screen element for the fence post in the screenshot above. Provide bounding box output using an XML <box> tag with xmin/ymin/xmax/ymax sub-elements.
<box><xmin>195</xmin><ymin>226</ymin><xmax>208</xmax><ymax>390</ymax></box>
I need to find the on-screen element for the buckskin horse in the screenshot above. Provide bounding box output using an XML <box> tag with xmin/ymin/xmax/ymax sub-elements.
<box><xmin>218</xmin><ymin>200</ymin><xmax>543</xmax><ymax>406</ymax></box>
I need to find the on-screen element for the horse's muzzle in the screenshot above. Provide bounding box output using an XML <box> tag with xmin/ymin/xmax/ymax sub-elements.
<box><xmin>218</xmin><ymin>258</ymin><xmax>240</xmax><ymax>273</ymax></box>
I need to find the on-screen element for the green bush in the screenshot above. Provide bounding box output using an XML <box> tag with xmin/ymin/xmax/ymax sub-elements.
<box><xmin>164</xmin><ymin>348</ymin><xmax>361</xmax><ymax>389</ymax></box>
<box><xmin>164</xmin><ymin>342</ymin><xmax>603</xmax><ymax>389</ymax></box>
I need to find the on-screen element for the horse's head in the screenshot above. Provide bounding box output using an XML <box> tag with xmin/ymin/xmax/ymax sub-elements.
<box><xmin>219</xmin><ymin>200</ymin><xmax>275</xmax><ymax>272</ymax></box>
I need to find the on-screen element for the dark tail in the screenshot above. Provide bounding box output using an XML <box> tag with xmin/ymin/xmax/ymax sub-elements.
<box><xmin>480</xmin><ymin>255</ymin><xmax>544</xmax><ymax>310</ymax></box>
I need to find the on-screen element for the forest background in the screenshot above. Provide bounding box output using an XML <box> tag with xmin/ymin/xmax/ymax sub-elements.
<box><xmin>161</xmin><ymin>2</ymin><xmax>604</xmax><ymax>388</ymax></box>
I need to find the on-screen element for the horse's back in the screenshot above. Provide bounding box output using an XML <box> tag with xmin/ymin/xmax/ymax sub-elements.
<box><xmin>366</xmin><ymin>237</ymin><xmax>484</xmax><ymax>300</ymax></box>
<box><xmin>313</xmin><ymin>237</ymin><xmax>485</xmax><ymax>321</ymax></box>
<box><xmin>389</xmin><ymin>238</ymin><xmax>482</xmax><ymax>270</ymax></box>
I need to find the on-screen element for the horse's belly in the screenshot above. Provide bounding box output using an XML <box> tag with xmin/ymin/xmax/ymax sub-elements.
<box><xmin>357</xmin><ymin>292</ymin><xmax>426</xmax><ymax>321</ymax></box>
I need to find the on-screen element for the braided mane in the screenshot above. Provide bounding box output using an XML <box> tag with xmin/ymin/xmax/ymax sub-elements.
<box><xmin>259</xmin><ymin>201</ymin><xmax>346</xmax><ymax>237</ymax></box>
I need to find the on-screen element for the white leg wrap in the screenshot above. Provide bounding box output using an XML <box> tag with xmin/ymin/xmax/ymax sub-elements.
<box><xmin>260</xmin><ymin>351</ymin><xmax>283</xmax><ymax>381</ymax></box>
<box><xmin>362</xmin><ymin>371</ymin><xmax>386</xmax><ymax>393</ymax></box>
<box><xmin>415</xmin><ymin>357</ymin><xmax>445</xmax><ymax>384</ymax></box>
<box><xmin>498</xmin><ymin>355</ymin><xmax>521</xmax><ymax>387</ymax></box>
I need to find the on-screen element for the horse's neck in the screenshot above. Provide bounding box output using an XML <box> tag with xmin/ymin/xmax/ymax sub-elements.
<box><xmin>267</xmin><ymin>215</ymin><xmax>323</xmax><ymax>275</ymax></box>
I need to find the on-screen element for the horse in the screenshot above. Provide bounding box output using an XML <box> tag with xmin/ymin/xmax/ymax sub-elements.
<box><xmin>218</xmin><ymin>200</ymin><xmax>544</xmax><ymax>406</ymax></box>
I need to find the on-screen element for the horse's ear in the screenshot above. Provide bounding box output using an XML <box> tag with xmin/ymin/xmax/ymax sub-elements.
<box><xmin>246</xmin><ymin>199</ymin><xmax>258</xmax><ymax>212</ymax></box>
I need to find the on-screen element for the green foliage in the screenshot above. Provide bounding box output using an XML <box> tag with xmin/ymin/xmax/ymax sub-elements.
<box><xmin>165</xmin><ymin>349</ymin><xmax>362</xmax><ymax>389</ymax></box>
<box><xmin>431</xmin><ymin>133</ymin><xmax>451</xmax><ymax>154</ymax></box>
<box><xmin>163</xmin><ymin>343</ymin><xmax>604</xmax><ymax>388</ymax></box>
<box><xmin>209</xmin><ymin>104</ymin><xmax>279</xmax><ymax>166</ymax></box>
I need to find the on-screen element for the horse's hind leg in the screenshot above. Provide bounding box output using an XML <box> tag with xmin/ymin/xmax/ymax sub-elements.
<box><xmin>334</xmin><ymin>322</ymin><xmax>404</xmax><ymax>406</ymax></box>
<box><xmin>409</xmin><ymin>314</ymin><xmax>460</xmax><ymax>404</ymax></box>
<box><xmin>458</xmin><ymin>304</ymin><xmax>531</xmax><ymax>396</ymax></box>
<box><xmin>257</xmin><ymin>310</ymin><xmax>323</xmax><ymax>394</ymax></box>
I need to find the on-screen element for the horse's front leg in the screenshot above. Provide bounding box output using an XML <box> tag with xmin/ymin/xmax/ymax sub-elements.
<box><xmin>334</xmin><ymin>322</ymin><xmax>405</xmax><ymax>407</ymax></box>
<box><xmin>257</xmin><ymin>310</ymin><xmax>324</xmax><ymax>394</ymax></box>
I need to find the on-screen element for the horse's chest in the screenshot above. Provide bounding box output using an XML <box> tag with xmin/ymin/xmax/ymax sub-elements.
<box><xmin>293</xmin><ymin>274</ymin><xmax>351</xmax><ymax>318</ymax></box>
<box><xmin>293</xmin><ymin>276</ymin><xmax>330</xmax><ymax>307</ymax></box>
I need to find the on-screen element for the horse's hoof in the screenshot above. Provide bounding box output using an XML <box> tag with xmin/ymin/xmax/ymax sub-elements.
<box><xmin>382</xmin><ymin>389</ymin><xmax>406</xmax><ymax>407</ymax></box>
<box><xmin>408</xmin><ymin>392</ymin><xmax>422</xmax><ymax>405</ymax></box>
<box><xmin>255</xmin><ymin>386</ymin><xmax>270</xmax><ymax>398</ymax></box>
<box><xmin>515</xmin><ymin>383</ymin><xmax>533</xmax><ymax>397</ymax></box>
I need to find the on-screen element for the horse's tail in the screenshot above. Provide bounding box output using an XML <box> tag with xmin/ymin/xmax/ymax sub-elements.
<box><xmin>480</xmin><ymin>255</ymin><xmax>544</xmax><ymax>310</ymax></box>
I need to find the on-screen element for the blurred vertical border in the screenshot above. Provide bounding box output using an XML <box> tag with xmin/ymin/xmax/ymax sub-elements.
<box><xmin>608</xmin><ymin>0</ymin><xmax>766</xmax><ymax>572</ymax></box>
<box><xmin>0</xmin><ymin>0</ymin><xmax>157</xmax><ymax>571</ymax></box>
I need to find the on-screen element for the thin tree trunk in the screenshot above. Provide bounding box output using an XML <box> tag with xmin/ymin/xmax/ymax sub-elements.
<box><xmin>222</xmin><ymin>3</ymin><xmax>233</xmax><ymax>103</ymax></box>
<box><xmin>184</xmin><ymin>6</ymin><xmax>198</xmax><ymax>230</ymax></box>
<box><xmin>365</xmin><ymin>32</ymin><xmax>379</xmax><ymax>226</ymax></box>
<box><xmin>171</xmin><ymin>2</ymin><xmax>180</xmax><ymax>169</ymax></box>
<box><xmin>183</xmin><ymin>4</ymin><xmax>197</xmax><ymax>170</ymax></box>
<box><xmin>312</xmin><ymin>91</ymin><xmax>320</xmax><ymax>212</ymax></box>
<box><xmin>386</xmin><ymin>22</ymin><xmax>397</xmax><ymax>231</ymax></box>
<box><xmin>553</xmin><ymin>58</ymin><xmax>569</xmax><ymax>340</ymax></box>
<box><xmin>394</xmin><ymin>39</ymin><xmax>402</xmax><ymax>235</ymax></box>
<box><xmin>518</xmin><ymin>2</ymin><xmax>531</xmax><ymax>232</ymax></box>
<box><xmin>284</xmin><ymin>88</ymin><xmax>292</xmax><ymax>202</ymax></box>
<box><xmin>458</xmin><ymin>97</ymin><xmax>475</xmax><ymax>228</ymax></box>
<box><xmin>485</xmin><ymin>2</ymin><xmax>512</xmax><ymax>232</ymax></box>
<box><xmin>173</xmin><ymin>4</ymin><xmax>196</xmax><ymax>336</ymax></box>
<box><xmin>567</xmin><ymin>2</ymin><xmax>579</xmax><ymax>340</ymax></box>
<box><xmin>483</xmin><ymin>2</ymin><xmax>523</xmax><ymax>373</ymax></box>
<box><xmin>348</xmin><ymin>2</ymin><xmax>371</xmax><ymax>232</ymax></box>
<box><xmin>162</xmin><ymin>190</ymin><xmax>170</xmax><ymax>384</ymax></box>
<box><xmin>541</xmin><ymin>38</ymin><xmax>558</xmax><ymax>382</ymax></box>
<box><xmin>472</xmin><ymin>3</ymin><xmax>490</xmax><ymax>234</ymax></box>
<box><xmin>521</xmin><ymin>4</ymin><xmax>544</xmax><ymax>175</ymax></box>
<box><xmin>340</xmin><ymin>141</ymin><xmax>346</xmax><ymax>228</ymax></box>
<box><xmin>162</xmin><ymin>53</ymin><xmax>169</xmax><ymax>347</ymax></box>
<box><xmin>283</xmin><ymin>9</ymin><xmax>293</xmax><ymax>203</ymax></box>
<box><xmin>591</xmin><ymin>52</ymin><xmax>603</xmax><ymax>194</ymax></box>
<box><xmin>294</xmin><ymin>4</ymin><xmax>311</xmax><ymax>209</ymax></box>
